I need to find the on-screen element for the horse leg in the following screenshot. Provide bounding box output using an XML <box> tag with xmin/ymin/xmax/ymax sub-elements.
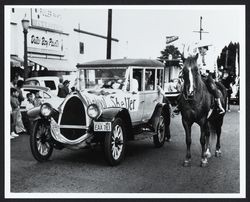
<box><xmin>182</xmin><ymin>119</ymin><xmax>192</xmax><ymax>167</ymax></box>
<box><xmin>200</xmin><ymin>119</ymin><xmax>209</xmax><ymax>167</ymax></box>
<box><xmin>215</xmin><ymin>126</ymin><xmax>222</xmax><ymax>157</ymax></box>
<box><xmin>204</xmin><ymin>121</ymin><xmax>212</xmax><ymax>158</ymax></box>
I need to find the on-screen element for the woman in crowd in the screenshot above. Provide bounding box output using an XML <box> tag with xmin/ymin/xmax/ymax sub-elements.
<box><xmin>16</xmin><ymin>80</ymin><xmax>25</xmax><ymax>105</ymax></box>
<box><xmin>10</xmin><ymin>87</ymin><xmax>26</xmax><ymax>138</ymax></box>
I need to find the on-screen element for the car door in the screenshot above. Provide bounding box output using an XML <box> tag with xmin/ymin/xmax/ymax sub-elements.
<box><xmin>127</xmin><ymin>67</ymin><xmax>145</xmax><ymax>125</ymax></box>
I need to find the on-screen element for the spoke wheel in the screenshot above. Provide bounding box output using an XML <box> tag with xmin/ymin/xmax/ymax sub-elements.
<box><xmin>30</xmin><ymin>120</ymin><xmax>53</xmax><ymax>162</ymax></box>
<box><xmin>153</xmin><ymin>115</ymin><xmax>166</xmax><ymax>148</ymax></box>
<box><xmin>104</xmin><ymin>118</ymin><xmax>126</xmax><ymax>166</ymax></box>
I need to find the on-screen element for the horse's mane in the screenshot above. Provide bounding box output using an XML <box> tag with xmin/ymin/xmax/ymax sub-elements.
<box><xmin>184</xmin><ymin>56</ymin><xmax>198</xmax><ymax>68</ymax></box>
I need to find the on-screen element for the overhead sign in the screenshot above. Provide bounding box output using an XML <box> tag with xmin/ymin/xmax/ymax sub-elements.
<box><xmin>166</xmin><ymin>36</ymin><xmax>179</xmax><ymax>44</ymax></box>
<box><xmin>27</xmin><ymin>29</ymin><xmax>65</xmax><ymax>56</ymax></box>
<box><xmin>31</xmin><ymin>8</ymin><xmax>63</xmax><ymax>31</ymax></box>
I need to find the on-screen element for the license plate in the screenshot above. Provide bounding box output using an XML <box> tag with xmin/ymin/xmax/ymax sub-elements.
<box><xmin>94</xmin><ymin>122</ymin><xmax>111</xmax><ymax>132</ymax></box>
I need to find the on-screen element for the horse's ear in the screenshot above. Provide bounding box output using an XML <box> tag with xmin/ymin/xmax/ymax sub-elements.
<box><xmin>195</xmin><ymin>53</ymin><xmax>199</xmax><ymax>60</ymax></box>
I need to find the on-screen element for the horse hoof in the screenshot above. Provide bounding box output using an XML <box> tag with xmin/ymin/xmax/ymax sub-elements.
<box><xmin>205</xmin><ymin>149</ymin><xmax>212</xmax><ymax>159</ymax></box>
<box><xmin>166</xmin><ymin>138</ymin><xmax>171</xmax><ymax>142</ymax></box>
<box><xmin>200</xmin><ymin>158</ymin><xmax>208</xmax><ymax>167</ymax></box>
<box><xmin>215</xmin><ymin>150</ymin><xmax>222</xmax><ymax>157</ymax></box>
<box><xmin>183</xmin><ymin>159</ymin><xmax>191</xmax><ymax>167</ymax></box>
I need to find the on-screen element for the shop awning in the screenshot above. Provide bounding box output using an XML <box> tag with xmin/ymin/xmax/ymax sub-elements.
<box><xmin>28</xmin><ymin>57</ymin><xmax>77</xmax><ymax>72</ymax></box>
<box><xmin>11</xmin><ymin>55</ymin><xmax>34</xmax><ymax>67</ymax></box>
<box><xmin>11</xmin><ymin>56</ymin><xmax>23</xmax><ymax>67</ymax></box>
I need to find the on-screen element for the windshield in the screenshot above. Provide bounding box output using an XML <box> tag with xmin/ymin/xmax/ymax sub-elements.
<box><xmin>78</xmin><ymin>68</ymin><xmax>127</xmax><ymax>90</ymax></box>
<box><xmin>24</xmin><ymin>80</ymin><xmax>40</xmax><ymax>86</ymax></box>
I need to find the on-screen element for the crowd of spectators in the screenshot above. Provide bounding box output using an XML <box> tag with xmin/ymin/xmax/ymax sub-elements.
<box><xmin>10</xmin><ymin>73</ymin><xmax>43</xmax><ymax>139</ymax></box>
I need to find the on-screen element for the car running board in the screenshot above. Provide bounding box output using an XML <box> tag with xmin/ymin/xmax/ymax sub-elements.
<box><xmin>133</xmin><ymin>131</ymin><xmax>156</xmax><ymax>141</ymax></box>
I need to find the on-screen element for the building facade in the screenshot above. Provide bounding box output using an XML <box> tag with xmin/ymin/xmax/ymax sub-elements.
<box><xmin>9</xmin><ymin>7</ymin><xmax>119</xmax><ymax>79</ymax></box>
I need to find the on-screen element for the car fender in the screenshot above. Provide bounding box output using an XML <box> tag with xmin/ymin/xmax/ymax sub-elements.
<box><xmin>149</xmin><ymin>102</ymin><xmax>171</xmax><ymax>132</ymax></box>
<box><xmin>96</xmin><ymin>107</ymin><xmax>133</xmax><ymax>137</ymax></box>
<box><xmin>27</xmin><ymin>106</ymin><xmax>41</xmax><ymax>121</ymax></box>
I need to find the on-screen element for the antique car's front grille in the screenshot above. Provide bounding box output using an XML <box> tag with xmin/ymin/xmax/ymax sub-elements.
<box><xmin>60</xmin><ymin>97</ymin><xmax>87</xmax><ymax>140</ymax></box>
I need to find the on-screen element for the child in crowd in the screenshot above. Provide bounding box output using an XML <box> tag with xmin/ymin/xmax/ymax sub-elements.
<box><xmin>24</xmin><ymin>92</ymin><xmax>35</xmax><ymax>110</ymax></box>
<box><xmin>33</xmin><ymin>91</ymin><xmax>42</xmax><ymax>107</ymax></box>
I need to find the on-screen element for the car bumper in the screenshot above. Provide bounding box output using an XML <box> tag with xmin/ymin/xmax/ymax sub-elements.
<box><xmin>50</xmin><ymin>118</ymin><xmax>93</xmax><ymax>148</ymax></box>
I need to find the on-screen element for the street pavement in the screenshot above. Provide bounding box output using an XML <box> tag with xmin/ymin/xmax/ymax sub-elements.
<box><xmin>9</xmin><ymin>105</ymin><xmax>240</xmax><ymax>193</ymax></box>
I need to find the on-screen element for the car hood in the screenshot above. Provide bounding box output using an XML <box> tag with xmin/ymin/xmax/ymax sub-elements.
<box><xmin>47</xmin><ymin>97</ymin><xmax>65</xmax><ymax>109</ymax></box>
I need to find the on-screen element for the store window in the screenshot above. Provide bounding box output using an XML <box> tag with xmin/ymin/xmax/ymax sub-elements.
<box><xmin>80</xmin><ymin>42</ymin><xmax>84</xmax><ymax>54</ymax></box>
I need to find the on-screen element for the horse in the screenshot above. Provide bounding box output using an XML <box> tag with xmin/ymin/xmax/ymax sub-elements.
<box><xmin>179</xmin><ymin>54</ymin><xmax>227</xmax><ymax>167</ymax></box>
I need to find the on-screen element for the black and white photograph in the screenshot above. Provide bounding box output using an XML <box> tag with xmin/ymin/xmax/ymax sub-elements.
<box><xmin>4</xmin><ymin>4</ymin><xmax>246</xmax><ymax>199</ymax></box>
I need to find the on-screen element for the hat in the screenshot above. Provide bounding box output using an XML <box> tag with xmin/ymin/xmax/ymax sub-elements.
<box><xmin>196</xmin><ymin>41</ymin><xmax>212</xmax><ymax>49</ymax></box>
<box><xmin>63</xmin><ymin>80</ymin><xmax>70</xmax><ymax>85</ymax></box>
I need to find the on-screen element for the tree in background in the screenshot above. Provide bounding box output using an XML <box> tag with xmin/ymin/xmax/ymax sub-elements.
<box><xmin>217</xmin><ymin>42</ymin><xmax>240</xmax><ymax>77</ymax></box>
<box><xmin>158</xmin><ymin>45</ymin><xmax>182</xmax><ymax>62</ymax></box>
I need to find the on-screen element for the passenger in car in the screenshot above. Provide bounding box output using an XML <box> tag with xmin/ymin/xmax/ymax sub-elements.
<box><xmin>145</xmin><ymin>71</ymin><xmax>154</xmax><ymax>90</ymax></box>
<box><xmin>130</xmin><ymin>77</ymin><xmax>139</xmax><ymax>92</ymax></box>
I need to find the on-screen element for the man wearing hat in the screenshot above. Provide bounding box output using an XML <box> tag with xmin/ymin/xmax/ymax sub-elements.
<box><xmin>172</xmin><ymin>41</ymin><xmax>225</xmax><ymax>115</ymax></box>
<box><xmin>58</xmin><ymin>80</ymin><xmax>70</xmax><ymax>98</ymax></box>
<box><xmin>196</xmin><ymin>41</ymin><xmax>225</xmax><ymax>114</ymax></box>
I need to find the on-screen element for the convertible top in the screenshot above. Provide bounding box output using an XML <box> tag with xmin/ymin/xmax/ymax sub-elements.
<box><xmin>77</xmin><ymin>58</ymin><xmax>165</xmax><ymax>68</ymax></box>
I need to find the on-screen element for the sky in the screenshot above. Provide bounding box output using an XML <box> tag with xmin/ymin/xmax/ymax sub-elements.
<box><xmin>62</xmin><ymin>5</ymin><xmax>244</xmax><ymax>60</ymax></box>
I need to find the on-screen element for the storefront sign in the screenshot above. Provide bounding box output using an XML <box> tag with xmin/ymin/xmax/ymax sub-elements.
<box><xmin>31</xmin><ymin>8</ymin><xmax>63</xmax><ymax>31</ymax></box>
<box><xmin>28</xmin><ymin>29</ymin><xmax>64</xmax><ymax>56</ymax></box>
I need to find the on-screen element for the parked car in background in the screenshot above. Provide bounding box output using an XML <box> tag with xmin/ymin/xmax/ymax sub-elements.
<box><xmin>24</xmin><ymin>77</ymin><xmax>60</xmax><ymax>94</ymax></box>
<box><xmin>21</xmin><ymin>85</ymin><xmax>63</xmax><ymax>134</ymax></box>
<box><xmin>24</xmin><ymin>75</ymin><xmax>77</xmax><ymax>95</ymax></box>
<box><xmin>27</xmin><ymin>59</ymin><xmax>171</xmax><ymax>166</ymax></box>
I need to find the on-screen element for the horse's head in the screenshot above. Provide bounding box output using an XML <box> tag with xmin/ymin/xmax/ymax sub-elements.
<box><xmin>182</xmin><ymin>53</ymin><xmax>200</xmax><ymax>99</ymax></box>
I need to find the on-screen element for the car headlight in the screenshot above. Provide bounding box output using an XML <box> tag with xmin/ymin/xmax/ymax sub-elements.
<box><xmin>87</xmin><ymin>104</ymin><xmax>101</xmax><ymax>119</ymax></box>
<box><xmin>40</xmin><ymin>103</ymin><xmax>52</xmax><ymax>117</ymax></box>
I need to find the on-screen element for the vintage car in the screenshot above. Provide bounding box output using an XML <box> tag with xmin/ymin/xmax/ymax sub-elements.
<box><xmin>27</xmin><ymin>59</ymin><xmax>171</xmax><ymax>166</ymax></box>
<box><xmin>24</xmin><ymin>75</ymin><xmax>77</xmax><ymax>94</ymax></box>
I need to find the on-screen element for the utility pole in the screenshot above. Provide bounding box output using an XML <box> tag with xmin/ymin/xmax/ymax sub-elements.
<box><xmin>106</xmin><ymin>9</ymin><xmax>112</xmax><ymax>59</ymax></box>
<box><xmin>193</xmin><ymin>16</ymin><xmax>209</xmax><ymax>40</ymax></box>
